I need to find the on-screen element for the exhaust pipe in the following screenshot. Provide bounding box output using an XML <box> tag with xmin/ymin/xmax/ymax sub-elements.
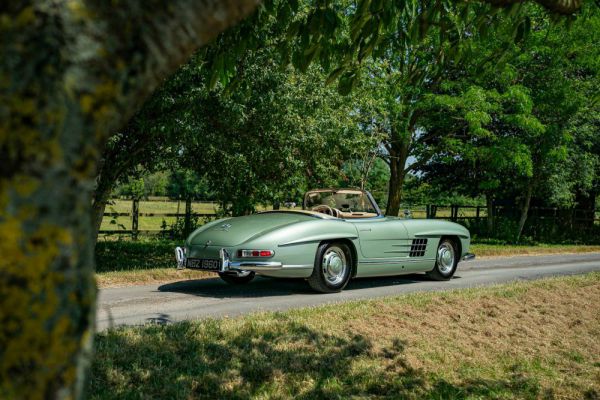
<box><xmin>462</xmin><ymin>253</ymin><xmax>476</xmax><ymax>261</ymax></box>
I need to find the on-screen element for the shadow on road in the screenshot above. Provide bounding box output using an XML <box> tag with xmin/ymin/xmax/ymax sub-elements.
<box><xmin>157</xmin><ymin>273</ymin><xmax>445</xmax><ymax>298</ymax></box>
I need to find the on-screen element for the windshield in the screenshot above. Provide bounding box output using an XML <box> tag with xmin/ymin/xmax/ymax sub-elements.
<box><xmin>304</xmin><ymin>189</ymin><xmax>379</xmax><ymax>215</ymax></box>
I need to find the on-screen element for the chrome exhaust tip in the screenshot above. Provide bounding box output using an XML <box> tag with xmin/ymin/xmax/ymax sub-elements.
<box><xmin>462</xmin><ymin>253</ymin><xmax>476</xmax><ymax>261</ymax></box>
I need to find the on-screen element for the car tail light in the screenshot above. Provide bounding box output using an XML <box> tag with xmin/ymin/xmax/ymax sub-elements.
<box><xmin>237</xmin><ymin>249</ymin><xmax>274</xmax><ymax>258</ymax></box>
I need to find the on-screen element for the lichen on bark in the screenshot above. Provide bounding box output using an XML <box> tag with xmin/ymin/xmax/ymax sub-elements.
<box><xmin>0</xmin><ymin>1</ymin><xmax>260</xmax><ymax>398</ymax></box>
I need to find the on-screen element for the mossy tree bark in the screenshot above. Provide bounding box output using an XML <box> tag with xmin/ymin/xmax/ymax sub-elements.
<box><xmin>0</xmin><ymin>1</ymin><xmax>259</xmax><ymax>399</ymax></box>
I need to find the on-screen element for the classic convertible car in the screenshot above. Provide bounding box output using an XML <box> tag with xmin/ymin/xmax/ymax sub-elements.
<box><xmin>175</xmin><ymin>188</ymin><xmax>474</xmax><ymax>293</ymax></box>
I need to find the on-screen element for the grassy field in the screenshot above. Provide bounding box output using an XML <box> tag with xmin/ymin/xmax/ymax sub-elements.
<box><xmin>100</xmin><ymin>199</ymin><xmax>221</xmax><ymax>232</ymax></box>
<box><xmin>87</xmin><ymin>273</ymin><xmax>600</xmax><ymax>399</ymax></box>
<box><xmin>94</xmin><ymin>240</ymin><xmax>600</xmax><ymax>287</ymax></box>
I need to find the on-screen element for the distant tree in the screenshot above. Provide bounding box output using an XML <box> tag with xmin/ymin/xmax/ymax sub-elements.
<box><xmin>177</xmin><ymin>52</ymin><xmax>368</xmax><ymax>215</ymax></box>
<box><xmin>282</xmin><ymin>2</ymin><xmax>523</xmax><ymax>216</ymax></box>
<box><xmin>416</xmin><ymin>4</ymin><xmax>600</xmax><ymax>240</ymax></box>
<box><xmin>166</xmin><ymin>169</ymin><xmax>211</xmax><ymax>202</ymax></box>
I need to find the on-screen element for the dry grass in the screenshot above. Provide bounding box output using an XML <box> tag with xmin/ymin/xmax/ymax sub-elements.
<box><xmin>89</xmin><ymin>273</ymin><xmax>600</xmax><ymax>399</ymax></box>
<box><xmin>472</xmin><ymin>243</ymin><xmax>600</xmax><ymax>257</ymax></box>
<box><xmin>96</xmin><ymin>268</ymin><xmax>213</xmax><ymax>288</ymax></box>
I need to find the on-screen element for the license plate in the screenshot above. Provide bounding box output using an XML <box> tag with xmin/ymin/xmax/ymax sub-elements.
<box><xmin>186</xmin><ymin>258</ymin><xmax>221</xmax><ymax>271</ymax></box>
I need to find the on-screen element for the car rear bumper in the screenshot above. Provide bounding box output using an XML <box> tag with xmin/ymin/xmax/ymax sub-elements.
<box><xmin>175</xmin><ymin>246</ymin><xmax>284</xmax><ymax>272</ymax></box>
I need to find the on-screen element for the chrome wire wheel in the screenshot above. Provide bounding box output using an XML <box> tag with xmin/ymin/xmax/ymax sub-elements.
<box><xmin>321</xmin><ymin>246</ymin><xmax>348</xmax><ymax>286</ymax></box>
<box><xmin>437</xmin><ymin>242</ymin><xmax>455</xmax><ymax>274</ymax></box>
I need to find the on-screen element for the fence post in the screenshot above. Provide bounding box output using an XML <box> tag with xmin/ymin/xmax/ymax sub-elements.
<box><xmin>184</xmin><ymin>197</ymin><xmax>192</xmax><ymax>237</ymax></box>
<box><xmin>476</xmin><ymin>206</ymin><xmax>480</xmax><ymax>222</ymax></box>
<box><xmin>132</xmin><ymin>198</ymin><xmax>139</xmax><ymax>241</ymax></box>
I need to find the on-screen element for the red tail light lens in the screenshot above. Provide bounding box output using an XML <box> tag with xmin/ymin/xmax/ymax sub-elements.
<box><xmin>237</xmin><ymin>249</ymin><xmax>274</xmax><ymax>258</ymax></box>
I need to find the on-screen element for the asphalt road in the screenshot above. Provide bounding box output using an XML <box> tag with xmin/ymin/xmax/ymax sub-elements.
<box><xmin>96</xmin><ymin>253</ymin><xmax>600</xmax><ymax>331</ymax></box>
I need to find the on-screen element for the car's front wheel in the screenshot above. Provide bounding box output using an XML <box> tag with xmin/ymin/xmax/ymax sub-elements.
<box><xmin>218</xmin><ymin>271</ymin><xmax>255</xmax><ymax>285</ymax></box>
<box><xmin>308</xmin><ymin>242</ymin><xmax>352</xmax><ymax>293</ymax></box>
<box><xmin>427</xmin><ymin>238</ymin><xmax>458</xmax><ymax>281</ymax></box>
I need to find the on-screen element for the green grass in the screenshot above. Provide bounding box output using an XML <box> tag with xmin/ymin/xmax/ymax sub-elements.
<box><xmin>106</xmin><ymin>199</ymin><xmax>221</xmax><ymax>214</ymax></box>
<box><xmin>87</xmin><ymin>273</ymin><xmax>600</xmax><ymax>399</ymax></box>
<box><xmin>100</xmin><ymin>199</ymin><xmax>221</xmax><ymax>232</ymax></box>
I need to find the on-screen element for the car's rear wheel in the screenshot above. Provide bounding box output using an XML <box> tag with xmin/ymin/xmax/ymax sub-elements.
<box><xmin>218</xmin><ymin>271</ymin><xmax>255</xmax><ymax>285</ymax></box>
<box><xmin>427</xmin><ymin>238</ymin><xmax>458</xmax><ymax>281</ymax></box>
<box><xmin>308</xmin><ymin>242</ymin><xmax>352</xmax><ymax>293</ymax></box>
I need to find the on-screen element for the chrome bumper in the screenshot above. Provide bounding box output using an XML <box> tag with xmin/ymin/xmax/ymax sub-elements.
<box><xmin>175</xmin><ymin>246</ymin><xmax>186</xmax><ymax>269</ymax></box>
<box><xmin>219</xmin><ymin>248</ymin><xmax>283</xmax><ymax>272</ymax></box>
<box><xmin>174</xmin><ymin>246</ymin><xmax>283</xmax><ymax>272</ymax></box>
<box><xmin>462</xmin><ymin>253</ymin><xmax>476</xmax><ymax>261</ymax></box>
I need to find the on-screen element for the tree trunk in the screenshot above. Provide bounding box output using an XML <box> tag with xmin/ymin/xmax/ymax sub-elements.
<box><xmin>516</xmin><ymin>181</ymin><xmax>534</xmax><ymax>242</ymax></box>
<box><xmin>91</xmin><ymin>199</ymin><xmax>108</xmax><ymax>244</ymax></box>
<box><xmin>486</xmin><ymin>193</ymin><xmax>495</xmax><ymax>235</ymax></box>
<box><xmin>132</xmin><ymin>198</ymin><xmax>140</xmax><ymax>241</ymax></box>
<box><xmin>385</xmin><ymin>143</ymin><xmax>410</xmax><ymax>216</ymax></box>
<box><xmin>487</xmin><ymin>0</ymin><xmax>584</xmax><ymax>15</ymax></box>
<box><xmin>0</xmin><ymin>2</ymin><xmax>260</xmax><ymax>399</ymax></box>
<box><xmin>184</xmin><ymin>197</ymin><xmax>193</xmax><ymax>237</ymax></box>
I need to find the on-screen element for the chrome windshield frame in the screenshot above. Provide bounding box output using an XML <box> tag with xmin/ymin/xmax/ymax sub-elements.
<box><xmin>302</xmin><ymin>188</ymin><xmax>382</xmax><ymax>217</ymax></box>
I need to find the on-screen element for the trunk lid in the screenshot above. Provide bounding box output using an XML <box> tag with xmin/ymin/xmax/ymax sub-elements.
<box><xmin>188</xmin><ymin>212</ymin><xmax>317</xmax><ymax>246</ymax></box>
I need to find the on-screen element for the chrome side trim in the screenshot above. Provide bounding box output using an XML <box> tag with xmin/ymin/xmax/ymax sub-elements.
<box><xmin>462</xmin><ymin>253</ymin><xmax>476</xmax><ymax>261</ymax></box>
<box><xmin>284</xmin><ymin>264</ymin><xmax>313</xmax><ymax>269</ymax></box>
<box><xmin>359</xmin><ymin>258</ymin><xmax>435</xmax><ymax>265</ymax></box>
<box><xmin>280</xmin><ymin>236</ymin><xmax>358</xmax><ymax>247</ymax></box>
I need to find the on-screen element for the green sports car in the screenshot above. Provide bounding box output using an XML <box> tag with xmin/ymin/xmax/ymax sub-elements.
<box><xmin>175</xmin><ymin>188</ymin><xmax>474</xmax><ymax>293</ymax></box>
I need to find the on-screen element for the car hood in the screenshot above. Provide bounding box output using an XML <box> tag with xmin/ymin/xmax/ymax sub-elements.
<box><xmin>187</xmin><ymin>212</ymin><xmax>320</xmax><ymax>247</ymax></box>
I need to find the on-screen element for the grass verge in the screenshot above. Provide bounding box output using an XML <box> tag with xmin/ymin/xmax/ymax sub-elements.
<box><xmin>471</xmin><ymin>243</ymin><xmax>600</xmax><ymax>257</ymax></box>
<box><xmin>88</xmin><ymin>273</ymin><xmax>600</xmax><ymax>399</ymax></box>
<box><xmin>96</xmin><ymin>268</ymin><xmax>213</xmax><ymax>288</ymax></box>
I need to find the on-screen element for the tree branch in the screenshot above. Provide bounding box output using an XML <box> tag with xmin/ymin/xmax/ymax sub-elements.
<box><xmin>486</xmin><ymin>0</ymin><xmax>583</xmax><ymax>15</ymax></box>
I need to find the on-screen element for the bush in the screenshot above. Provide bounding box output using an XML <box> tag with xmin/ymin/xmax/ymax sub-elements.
<box><xmin>95</xmin><ymin>240</ymin><xmax>177</xmax><ymax>273</ymax></box>
<box><xmin>461</xmin><ymin>217</ymin><xmax>600</xmax><ymax>245</ymax></box>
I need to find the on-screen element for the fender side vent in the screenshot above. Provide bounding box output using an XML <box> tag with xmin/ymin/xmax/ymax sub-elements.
<box><xmin>410</xmin><ymin>239</ymin><xmax>428</xmax><ymax>257</ymax></box>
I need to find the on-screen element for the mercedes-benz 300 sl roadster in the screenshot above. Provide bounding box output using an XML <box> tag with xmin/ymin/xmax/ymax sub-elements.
<box><xmin>175</xmin><ymin>188</ymin><xmax>474</xmax><ymax>293</ymax></box>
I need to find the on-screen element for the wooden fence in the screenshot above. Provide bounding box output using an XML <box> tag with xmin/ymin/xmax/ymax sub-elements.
<box><xmin>99</xmin><ymin>198</ymin><xmax>215</xmax><ymax>237</ymax></box>
<box><xmin>99</xmin><ymin>199</ymin><xmax>599</xmax><ymax>239</ymax></box>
